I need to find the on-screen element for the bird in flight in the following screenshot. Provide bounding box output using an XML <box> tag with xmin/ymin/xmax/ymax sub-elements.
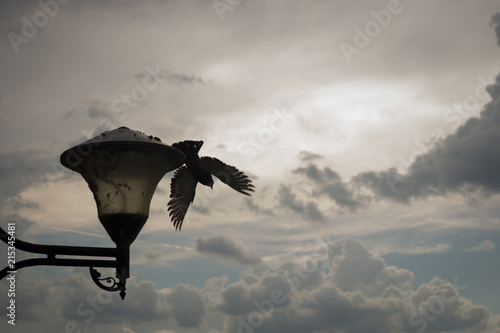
<box><xmin>168</xmin><ymin>140</ymin><xmax>254</xmax><ymax>230</ymax></box>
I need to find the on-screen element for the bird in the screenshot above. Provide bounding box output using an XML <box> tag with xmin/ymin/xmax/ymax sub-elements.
<box><xmin>167</xmin><ymin>140</ymin><xmax>254</xmax><ymax>230</ymax></box>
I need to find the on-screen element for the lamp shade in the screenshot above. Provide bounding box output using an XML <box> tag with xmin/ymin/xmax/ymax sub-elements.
<box><xmin>60</xmin><ymin>127</ymin><xmax>185</xmax><ymax>245</ymax></box>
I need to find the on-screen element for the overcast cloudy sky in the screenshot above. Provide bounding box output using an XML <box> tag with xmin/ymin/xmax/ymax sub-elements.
<box><xmin>2</xmin><ymin>1</ymin><xmax>500</xmax><ymax>332</ymax></box>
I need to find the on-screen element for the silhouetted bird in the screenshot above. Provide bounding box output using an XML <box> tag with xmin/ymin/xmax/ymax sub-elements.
<box><xmin>168</xmin><ymin>140</ymin><xmax>254</xmax><ymax>230</ymax></box>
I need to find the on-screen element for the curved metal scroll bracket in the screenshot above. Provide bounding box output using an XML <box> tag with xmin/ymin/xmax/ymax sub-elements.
<box><xmin>89</xmin><ymin>267</ymin><xmax>126</xmax><ymax>300</ymax></box>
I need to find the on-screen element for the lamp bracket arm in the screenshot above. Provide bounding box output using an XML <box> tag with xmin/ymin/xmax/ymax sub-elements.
<box><xmin>1</xmin><ymin>227</ymin><xmax>129</xmax><ymax>299</ymax></box>
<box><xmin>0</xmin><ymin>226</ymin><xmax>119</xmax><ymax>257</ymax></box>
<box><xmin>0</xmin><ymin>227</ymin><xmax>120</xmax><ymax>279</ymax></box>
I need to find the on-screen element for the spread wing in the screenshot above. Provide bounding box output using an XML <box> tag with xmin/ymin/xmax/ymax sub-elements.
<box><xmin>200</xmin><ymin>157</ymin><xmax>255</xmax><ymax>195</ymax></box>
<box><xmin>168</xmin><ymin>166</ymin><xmax>197</xmax><ymax>230</ymax></box>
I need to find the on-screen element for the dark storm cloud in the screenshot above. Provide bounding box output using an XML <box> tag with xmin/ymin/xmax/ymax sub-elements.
<box><xmin>303</xmin><ymin>201</ymin><xmax>323</xmax><ymax>221</ymax></box>
<box><xmin>294</xmin><ymin>163</ymin><xmax>329</xmax><ymax>183</ymax></box>
<box><xmin>196</xmin><ymin>236</ymin><xmax>262</xmax><ymax>265</ymax></box>
<box><xmin>353</xmin><ymin>77</ymin><xmax>500</xmax><ymax>202</ymax></box>
<box><xmin>491</xmin><ymin>13</ymin><xmax>500</xmax><ymax>46</ymax></box>
<box><xmin>277</xmin><ymin>184</ymin><xmax>324</xmax><ymax>221</ymax></box>
<box><xmin>298</xmin><ymin>151</ymin><xmax>324</xmax><ymax>163</ymax></box>
<box><xmin>277</xmin><ymin>185</ymin><xmax>306</xmax><ymax>213</ymax></box>
<box><xmin>343</xmin><ymin>14</ymin><xmax>500</xmax><ymax>203</ymax></box>
<box><xmin>293</xmin><ymin>162</ymin><xmax>364</xmax><ymax>211</ymax></box>
<box><xmin>488</xmin><ymin>72</ymin><xmax>500</xmax><ymax>100</ymax></box>
<box><xmin>165</xmin><ymin>72</ymin><xmax>207</xmax><ymax>86</ymax></box>
<box><xmin>135</xmin><ymin>69</ymin><xmax>208</xmax><ymax>87</ymax></box>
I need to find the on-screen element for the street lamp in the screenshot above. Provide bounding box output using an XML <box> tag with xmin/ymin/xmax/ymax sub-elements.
<box><xmin>0</xmin><ymin>127</ymin><xmax>185</xmax><ymax>299</ymax></box>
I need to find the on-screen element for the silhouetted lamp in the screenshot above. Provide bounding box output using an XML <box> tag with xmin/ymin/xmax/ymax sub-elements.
<box><xmin>0</xmin><ymin>127</ymin><xmax>185</xmax><ymax>299</ymax></box>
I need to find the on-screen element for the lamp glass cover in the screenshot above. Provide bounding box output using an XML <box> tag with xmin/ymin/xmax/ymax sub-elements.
<box><xmin>60</xmin><ymin>127</ymin><xmax>185</xmax><ymax>245</ymax></box>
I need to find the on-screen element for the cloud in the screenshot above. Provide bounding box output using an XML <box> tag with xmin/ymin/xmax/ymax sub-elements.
<box><xmin>144</xmin><ymin>251</ymin><xmax>164</xmax><ymax>263</ymax></box>
<box><xmin>0</xmin><ymin>214</ymin><xmax>37</xmax><ymax>241</ymax></box>
<box><xmin>4</xmin><ymin>195</ymin><xmax>40</xmax><ymax>210</ymax></box>
<box><xmin>219</xmin><ymin>238</ymin><xmax>499</xmax><ymax>333</ymax></box>
<box><xmin>196</xmin><ymin>236</ymin><xmax>262</xmax><ymax>265</ymax></box>
<box><xmin>164</xmin><ymin>72</ymin><xmax>207</xmax><ymax>86</ymax></box>
<box><xmin>277</xmin><ymin>185</ymin><xmax>303</xmax><ymax>213</ymax></box>
<box><xmin>328</xmin><ymin>238</ymin><xmax>413</xmax><ymax>297</ymax></box>
<box><xmin>216</xmin><ymin>268</ymin><xmax>293</xmax><ymax>317</ymax></box>
<box><xmin>0</xmin><ymin>272</ymin><xmax>169</xmax><ymax>326</ymax></box>
<box><xmin>166</xmin><ymin>284</ymin><xmax>205</xmax><ymax>328</ymax></box>
<box><xmin>464</xmin><ymin>240</ymin><xmax>496</xmax><ymax>253</ymax></box>
<box><xmin>0</xmin><ymin>149</ymin><xmax>54</xmax><ymax>206</ymax></box>
<box><xmin>87</xmin><ymin>105</ymin><xmax>110</xmax><ymax>119</ymax></box>
<box><xmin>393</xmin><ymin>243</ymin><xmax>452</xmax><ymax>255</ymax></box>
<box><xmin>294</xmin><ymin>163</ymin><xmax>364</xmax><ymax>211</ymax></box>
<box><xmin>298</xmin><ymin>151</ymin><xmax>324</xmax><ymax>163</ymax></box>
<box><xmin>278</xmin><ymin>154</ymin><xmax>366</xmax><ymax>219</ymax></box>
<box><xmin>351</xmin><ymin>67</ymin><xmax>500</xmax><ymax>204</ymax></box>
<box><xmin>488</xmin><ymin>73</ymin><xmax>500</xmax><ymax>100</ymax></box>
<box><xmin>245</xmin><ymin>198</ymin><xmax>274</xmax><ymax>216</ymax></box>
<box><xmin>135</xmin><ymin>69</ymin><xmax>208</xmax><ymax>87</ymax></box>
<box><xmin>2</xmin><ymin>238</ymin><xmax>499</xmax><ymax>332</ymax></box>
<box><xmin>192</xmin><ymin>204</ymin><xmax>210</xmax><ymax>215</ymax></box>
<box><xmin>277</xmin><ymin>184</ymin><xmax>324</xmax><ymax>221</ymax></box>
<box><xmin>2</xmin><ymin>4</ymin><xmax>500</xmax><ymax>333</ymax></box>
<box><xmin>64</xmin><ymin>100</ymin><xmax>115</xmax><ymax>120</ymax></box>
<box><xmin>492</xmin><ymin>13</ymin><xmax>500</xmax><ymax>46</ymax></box>
<box><xmin>315</xmin><ymin>24</ymin><xmax>499</xmax><ymax>206</ymax></box>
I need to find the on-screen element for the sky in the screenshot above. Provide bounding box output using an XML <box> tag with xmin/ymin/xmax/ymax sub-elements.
<box><xmin>1</xmin><ymin>0</ymin><xmax>500</xmax><ymax>332</ymax></box>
